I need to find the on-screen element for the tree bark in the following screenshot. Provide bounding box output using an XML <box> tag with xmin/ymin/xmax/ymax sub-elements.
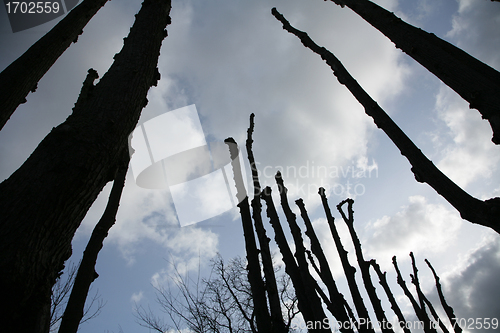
<box><xmin>0</xmin><ymin>0</ymin><xmax>110</xmax><ymax>130</ymax></box>
<box><xmin>271</xmin><ymin>7</ymin><xmax>500</xmax><ymax>234</ymax></box>
<box><xmin>225</xmin><ymin>138</ymin><xmax>272</xmax><ymax>333</ymax></box>
<box><xmin>0</xmin><ymin>1</ymin><xmax>172</xmax><ymax>332</ymax></box>
<box><xmin>58</xmin><ymin>150</ymin><xmax>129</xmax><ymax>333</ymax></box>
<box><xmin>328</xmin><ymin>0</ymin><xmax>500</xmax><ymax>144</ymax></box>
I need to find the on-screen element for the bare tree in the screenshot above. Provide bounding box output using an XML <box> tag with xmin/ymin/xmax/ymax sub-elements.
<box><xmin>425</xmin><ymin>259</ymin><xmax>462</xmax><ymax>333</ymax></box>
<box><xmin>225</xmin><ymin>137</ymin><xmax>273</xmax><ymax>333</ymax></box>
<box><xmin>136</xmin><ymin>254</ymin><xmax>298</xmax><ymax>333</ymax></box>
<box><xmin>247</xmin><ymin>114</ymin><xmax>288</xmax><ymax>333</ymax></box>
<box><xmin>0</xmin><ymin>0</ymin><xmax>110</xmax><ymax>130</ymax></box>
<box><xmin>50</xmin><ymin>262</ymin><xmax>105</xmax><ymax>333</ymax></box>
<box><xmin>0</xmin><ymin>1</ymin><xmax>172</xmax><ymax>331</ymax></box>
<box><xmin>271</xmin><ymin>7</ymin><xmax>500</xmax><ymax>234</ymax></box>
<box><xmin>337</xmin><ymin>199</ymin><xmax>393</xmax><ymax>333</ymax></box>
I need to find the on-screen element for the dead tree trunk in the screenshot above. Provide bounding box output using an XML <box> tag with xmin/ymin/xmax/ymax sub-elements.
<box><xmin>271</xmin><ymin>7</ymin><xmax>500</xmax><ymax>234</ymax></box>
<box><xmin>370</xmin><ymin>260</ymin><xmax>411</xmax><ymax>333</ymax></box>
<box><xmin>275</xmin><ymin>174</ymin><xmax>331</xmax><ymax>332</ymax></box>
<box><xmin>318</xmin><ymin>189</ymin><xmax>375</xmax><ymax>333</ymax></box>
<box><xmin>296</xmin><ymin>199</ymin><xmax>355</xmax><ymax>333</ymax></box>
<box><xmin>0</xmin><ymin>1</ymin><xmax>172</xmax><ymax>332</ymax></box>
<box><xmin>225</xmin><ymin>138</ymin><xmax>272</xmax><ymax>333</ymax></box>
<box><xmin>328</xmin><ymin>0</ymin><xmax>500</xmax><ymax>144</ymax></box>
<box><xmin>425</xmin><ymin>259</ymin><xmax>462</xmax><ymax>333</ymax></box>
<box><xmin>337</xmin><ymin>199</ymin><xmax>393</xmax><ymax>333</ymax></box>
<box><xmin>261</xmin><ymin>186</ymin><xmax>320</xmax><ymax>330</ymax></box>
<box><xmin>245</xmin><ymin>115</ymin><xmax>287</xmax><ymax>333</ymax></box>
<box><xmin>58</xmin><ymin>150</ymin><xmax>129</xmax><ymax>333</ymax></box>
<box><xmin>0</xmin><ymin>0</ymin><xmax>110</xmax><ymax>130</ymax></box>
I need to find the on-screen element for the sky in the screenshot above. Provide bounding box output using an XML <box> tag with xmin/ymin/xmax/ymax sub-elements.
<box><xmin>1</xmin><ymin>0</ymin><xmax>500</xmax><ymax>332</ymax></box>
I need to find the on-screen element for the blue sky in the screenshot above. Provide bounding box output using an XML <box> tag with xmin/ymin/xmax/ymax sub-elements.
<box><xmin>1</xmin><ymin>0</ymin><xmax>500</xmax><ymax>332</ymax></box>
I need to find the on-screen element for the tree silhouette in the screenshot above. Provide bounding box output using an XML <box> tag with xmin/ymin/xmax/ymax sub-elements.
<box><xmin>226</xmin><ymin>115</ymin><xmax>462</xmax><ymax>333</ymax></box>
<box><xmin>57</xmin><ymin>150</ymin><xmax>128</xmax><ymax>333</ymax></box>
<box><xmin>271</xmin><ymin>7</ymin><xmax>500</xmax><ymax>234</ymax></box>
<box><xmin>136</xmin><ymin>254</ymin><xmax>299</xmax><ymax>333</ymax></box>
<box><xmin>137</xmin><ymin>113</ymin><xmax>464</xmax><ymax>333</ymax></box>
<box><xmin>0</xmin><ymin>1</ymin><xmax>172</xmax><ymax>332</ymax></box>
<box><xmin>326</xmin><ymin>0</ymin><xmax>500</xmax><ymax>145</ymax></box>
<box><xmin>0</xmin><ymin>0</ymin><xmax>110</xmax><ymax>130</ymax></box>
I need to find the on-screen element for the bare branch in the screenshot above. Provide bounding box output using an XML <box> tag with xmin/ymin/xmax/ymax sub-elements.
<box><xmin>425</xmin><ymin>259</ymin><xmax>462</xmax><ymax>333</ymax></box>
<box><xmin>271</xmin><ymin>6</ymin><xmax>500</xmax><ymax>234</ymax></box>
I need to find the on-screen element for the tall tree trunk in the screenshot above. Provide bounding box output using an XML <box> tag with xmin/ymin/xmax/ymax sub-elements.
<box><xmin>271</xmin><ymin>7</ymin><xmax>500</xmax><ymax>234</ymax></box>
<box><xmin>296</xmin><ymin>199</ymin><xmax>355</xmax><ymax>333</ymax></box>
<box><xmin>58</xmin><ymin>150</ymin><xmax>129</xmax><ymax>333</ymax></box>
<box><xmin>337</xmin><ymin>199</ymin><xmax>393</xmax><ymax>333</ymax></box>
<box><xmin>0</xmin><ymin>0</ymin><xmax>110</xmax><ymax>130</ymax></box>
<box><xmin>245</xmin><ymin>115</ymin><xmax>287</xmax><ymax>333</ymax></box>
<box><xmin>328</xmin><ymin>0</ymin><xmax>500</xmax><ymax>144</ymax></box>
<box><xmin>0</xmin><ymin>1</ymin><xmax>172</xmax><ymax>332</ymax></box>
<box><xmin>261</xmin><ymin>186</ymin><xmax>319</xmax><ymax>329</ymax></box>
<box><xmin>225</xmin><ymin>138</ymin><xmax>272</xmax><ymax>333</ymax></box>
<box><xmin>275</xmin><ymin>174</ymin><xmax>331</xmax><ymax>332</ymax></box>
<box><xmin>318</xmin><ymin>189</ymin><xmax>375</xmax><ymax>333</ymax></box>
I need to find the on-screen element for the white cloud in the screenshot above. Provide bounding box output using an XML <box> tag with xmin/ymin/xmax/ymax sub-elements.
<box><xmin>447</xmin><ymin>0</ymin><xmax>500</xmax><ymax>69</ymax></box>
<box><xmin>439</xmin><ymin>236</ymin><xmax>500</xmax><ymax>332</ymax></box>
<box><xmin>434</xmin><ymin>85</ymin><xmax>500</xmax><ymax>189</ymax></box>
<box><xmin>130</xmin><ymin>291</ymin><xmax>144</xmax><ymax>303</ymax></box>
<box><xmin>364</xmin><ymin>195</ymin><xmax>463</xmax><ymax>262</ymax></box>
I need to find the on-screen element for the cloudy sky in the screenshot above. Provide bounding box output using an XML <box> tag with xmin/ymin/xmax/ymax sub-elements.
<box><xmin>1</xmin><ymin>0</ymin><xmax>499</xmax><ymax>332</ymax></box>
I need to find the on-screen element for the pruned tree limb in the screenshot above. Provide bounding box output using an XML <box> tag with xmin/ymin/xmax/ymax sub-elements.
<box><xmin>297</xmin><ymin>199</ymin><xmax>355</xmax><ymax>333</ymax></box>
<box><xmin>225</xmin><ymin>137</ymin><xmax>272</xmax><ymax>333</ymax></box>
<box><xmin>245</xmin><ymin>115</ymin><xmax>287</xmax><ymax>333</ymax></box>
<box><xmin>337</xmin><ymin>199</ymin><xmax>393</xmax><ymax>333</ymax></box>
<box><xmin>271</xmin><ymin>7</ymin><xmax>500</xmax><ymax>234</ymax></box>
<box><xmin>425</xmin><ymin>259</ymin><xmax>462</xmax><ymax>333</ymax></box>
<box><xmin>392</xmin><ymin>256</ymin><xmax>437</xmax><ymax>333</ymax></box>
<box><xmin>261</xmin><ymin>186</ymin><xmax>319</xmax><ymax>328</ymax></box>
<box><xmin>370</xmin><ymin>259</ymin><xmax>411</xmax><ymax>333</ymax></box>
<box><xmin>318</xmin><ymin>189</ymin><xmax>375</xmax><ymax>333</ymax></box>
<box><xmin>58</xmin><ymin>148</ymin><xmax>129</xmax><ymax>333</ymax></box>
<box><xmin>0</xmin><ymin>0</ymin><xmax>111</xmax><ymax>130</ymax></box>
<box><xmin>328</xmin><ymin>0</ymin><xmax>500</xmax><ymax>144</ymax></box>
<box><xmin>275</xmin><ymin>173</ymin><xmax>331</xmax><ymax>332</ymax></box>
